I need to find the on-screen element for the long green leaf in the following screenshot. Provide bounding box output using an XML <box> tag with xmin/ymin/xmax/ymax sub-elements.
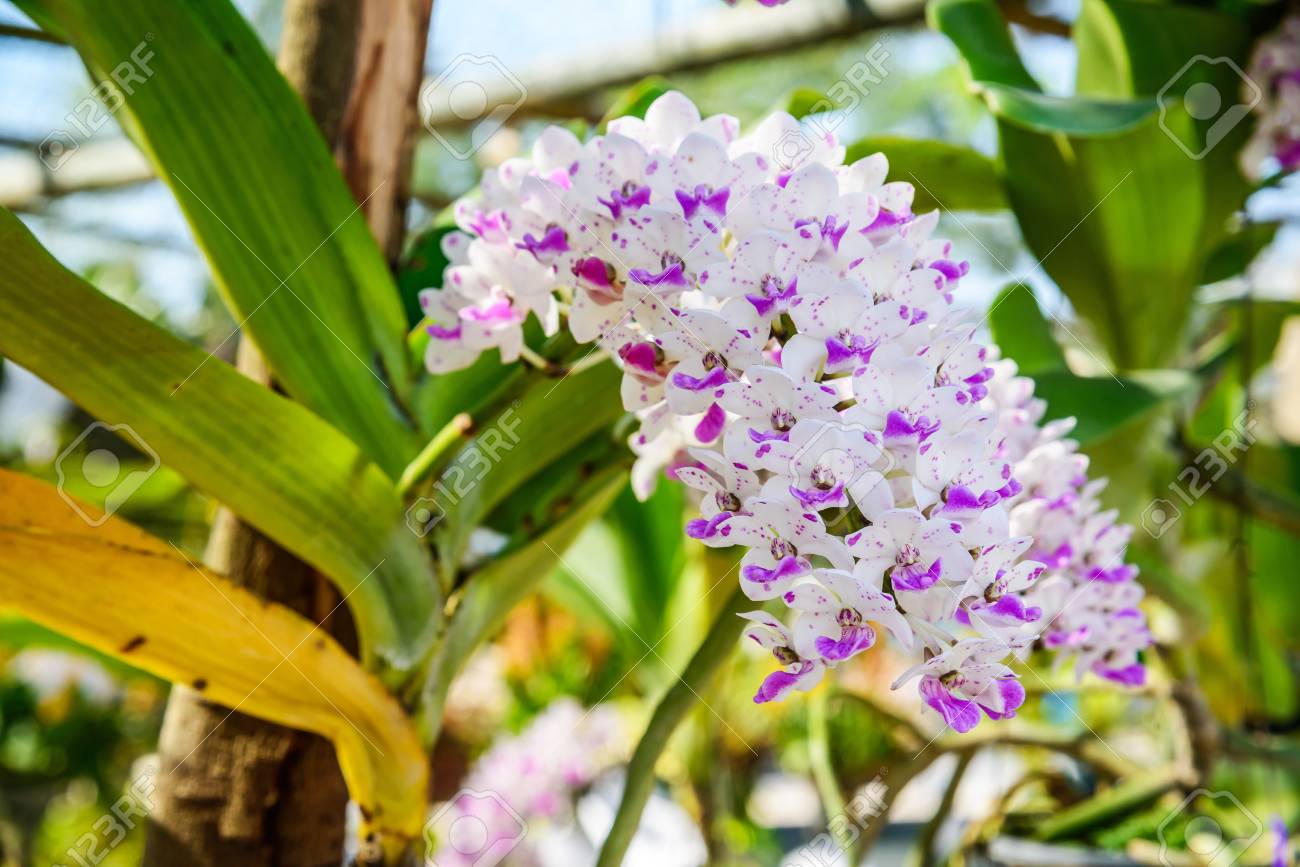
<box><xmin>988</xmin><ymin>284</ymin><xmax>1067</xmax><ymax>374</ymax></box>
<box><xmin>428</xmin><ymin>361</ymin><xmax>625</xmax><ymax>576</ymax></box>
<box><xmin>927</xmin><ymin>0</ymin><xmax>1040</xmax><ymax>91</ymax></box>
<box><xmin>0</xmin><ymin>210</ymin><xmax>438</xmax><ymax>675</ymax></box>
<box><xmin>19</xmin><ymin>0</ymin><xmax>416</xmax><ymax>475</ymax></box>
<box><xmin>1033</xmin><ymin>368</ymin><xmax>1193</xmax><ymax>444</ymax></box>
<box><xmin>1072</xmin><ymin>0</ymin><xmax>1253</xmax><ymax>255</ymax></box>
<box><xmin>417</xmin><ymin>468</ymin><xmax>628</xmax><ymax>742</ymax></box>
<box><xmin>931</xmin><ymin>0</ymin><xmax>1217</xmax><ymax>369</ymax></box>
<box><xmin>1073</xmin><ymin>0</ymin><xmax>1251</xmax><ymax>100</ymax></box>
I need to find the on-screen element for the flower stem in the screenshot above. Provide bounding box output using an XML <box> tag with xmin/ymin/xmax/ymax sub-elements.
<box><xmin>595</xmin><ymin>583</ymin><xmax>751</xmax><ymax>867</ymax></box>
<box><xmin>808</xmin><ymin>687</ymin><xmax>848</xmax><ymax>847</ymax></box>
<box><xmin>396</xmin><ymin>411</ymin><xmax>476</xmax><ymax>496</ymax></box>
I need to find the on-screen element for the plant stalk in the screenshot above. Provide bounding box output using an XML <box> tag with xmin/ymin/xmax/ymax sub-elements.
<box><xmin>595</xmin><ymin>583</ymin><xmax>751</xmax><ymax>867</ymax></box>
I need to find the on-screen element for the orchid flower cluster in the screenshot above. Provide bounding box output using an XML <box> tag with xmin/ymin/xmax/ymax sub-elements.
<box><xmin>431</xmin><ymin>699</ymin><xmax>623</xmax><ymax>867</ymax></box>
<box><xmin>420</xmin><ymin>91</ymin><xmax>1150</xmax><ymax>733</ymax></box>
<box><xmin>1242</xmin><ymin>14</ymin><xmax>1300</xmax><ymax>180</ymax></box>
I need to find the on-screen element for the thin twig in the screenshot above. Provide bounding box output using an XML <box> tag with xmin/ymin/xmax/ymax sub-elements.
<box><xmin>0</xmin><ymin>23</ymin><xmax>65</xmax><ymax>45</ymax></box>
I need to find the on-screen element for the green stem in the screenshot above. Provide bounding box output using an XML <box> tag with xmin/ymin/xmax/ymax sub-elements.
<box><xmin>595</xmin><ymin>584</ymin><xmax>751</xmax><ymax>867</ymax></box>
<box><xmin>808</xmin><ymin>688</ymin><xmax>847</xmax><ymax>841</ymax></box>
<box><xmin>396</xmin><ymin>411</ymin><xmax>475</xmax><ymax>496</ymax></box>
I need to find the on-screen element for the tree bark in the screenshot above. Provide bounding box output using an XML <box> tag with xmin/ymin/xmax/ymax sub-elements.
<box><xmin>144</xmin><ymin>2</ymin><xmax>431</xmax><ymax>864</ymax></box>
<box><xmin>336</xmin><ymin>0</ymin><xmax>433</xmax><ymax>266</ymax></box>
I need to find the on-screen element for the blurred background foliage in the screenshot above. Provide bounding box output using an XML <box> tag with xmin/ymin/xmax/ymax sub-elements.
<box><xmin>2</xmin><ymin>0</ymin><xmax>1300</xmax><ymax>864</ymax></box>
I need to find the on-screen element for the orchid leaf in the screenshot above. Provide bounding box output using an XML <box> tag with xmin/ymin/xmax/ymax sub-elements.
<box><xmin>930</xmin><ymin>0</ymin><xmax>1218</xmax><ymax>369</ymax></box>
<box><xmin>417</xmin><ymin>467</ymin><xmax>628</xmax><ymax>742</ymax></box>
<box><xmin>988</xmin><ymin>284</ymin><xmax>1067</xmax><ymax>374</ymax></box>
<box><xmin>1202</xmin><ymin>222</ymin><xmax>1280</xmax><ymax>285</ymax></box>
<box><xmin>1033</xmin><ymin>369</ymin><xmax>1194</xmax><ymax>444</ymax></box>
<box><xmin>0</xmin><ymin>469</ymin><xmax>427</xmax><ymax>860</ymax></box>
<box><xmin>1034</xmin><ymin>769</ymin><xmax>1181</xmax><ymax>841</ymax></box>
<box><xmin>1073</xmin><ymin>0</ymin><xmax>1251</xmax><ymax>99</ymax></box>
<box><xmin>17</xmin><ymin>0</ymin><xmax>416</xmax><ymax>475</ymax></box>
<box><xmin>0</xmin><ymin>211</ymin><xmax>439</xmax><ymax>675</ymax></box>
<box><xmin>428</xmin><ymin>360</ymin><xmax>624</xmax><ymax>577</ymax></box>
<box><xmin>926</xmin><ymin>0</ymin><xmax>1039</xmax><ymax>91</ymax></box>
<box><xmin>1072</xmin><ymin>0</ymin><xmax>1253</xmax><ymax>255</ymax></box>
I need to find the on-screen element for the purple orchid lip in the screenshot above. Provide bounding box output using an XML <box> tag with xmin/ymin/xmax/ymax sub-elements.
<box><xmin>978</xmin><ymin>595</ymin><xmax>1041</xmax><ymax>623</ymax></box>
<box><xmin>929</xmin><ymin>258</ymin><xmax>970</xmax><ymax>281</ymax></box>
<box><xmin>748</xmin><ymin>427</ymin><xmax>791</xmax><ymax>443</ymax></box>
<box><xmin>741</xmin><ymin>553</ymin><xmax>809</xmax><ymax>587</ymax></box>
<box><xmin>426</xmin><ymin>322</ymin><xmax>462</xmax><ymax>341</ymax></box>
<box><xmin>892</xmin><ymin>557</ymin><xmax>942</xmax><ymax>592</ymax></box>
<box><xmin>686</xmin><ymin>512</ymin><xmax>731</xmax><ymax>540</ymax></box>
<box><xmin>789</xmin><ymin>482</ymin><xmax>845</xmax><ymax>509</ymax></box>
<box><xmin>934</xmin><ymin>485</ymin><xmax>984</xmax><ymax>518</ymax></box>
<box><xmin>861</xmin><ymin>207</ymin><xmax>912</xmax><ymax>234</ymax></box>
<box><xmin>1044</xmin><ymin>624</ymin><xmax>1090</xmax><ymax>649</ymax></box>
<box><xmin>515</xmin><ymin>224</ymin><xmax>569</xmax><ymax>259</ymax></box>
<box><xmin>920</xmin><ymin>675</ymin><xmax>980</xmax><ymax>733</ymax></box>
<box><xmin>461</xmin><ymin>298</ymin><xmax>520</xmax><ymax>325</ymax></box>
<box><xmin>630</xmin><ymin>262</ymin><xmax>688</xmax><ymax>289</ymax></box>
<box><xmin>814</xmin><ymin>622</ymin><xmax>875</xmax><ymax>661</ymax></box>
<box><xmin>1087</xmin><ymin>564</ymin><xmax>1138</xmax><ymax>583</ymax></box>
<box><xmin>671</xmin><ymin>367</ymin><xmax>731</xmax><ymax>392</ymax></box>
<box><xmin>754</xmin><ymin>660</ymin><xmax>814</xmax><ymax>704</ymax></box>
<box><xmin>977</xmin><ymin>677</ymin><xmax>1026</xmax><ymax>721</ymax></box>
<box><xmin>826</xmin><ymin>336</ymin><xmax>877</xmax><ymax>367</ymax></box>
<box><xmin>619</xmin><ymin>341</ymin><xmax>661</xmax><ymax>375</ymax></box>
<box><xmin>676</xmin><ymin>184</ymin><xmax>730</xmax><ymax>220</ymax></box>
<box><xmin>883</xmin><ymin>410</ymin><xmax>939</xmax><ymax>443</ymax></box>
<box><xmin>598</xmin><ymin>183</ymin><xmax>651</xmax><ymax>220</ymax></box>
<box><xmin>1094</xmin><ymin>663</ymin><xmax>1145</xmax><ymax>687</ymax></box>
<box><xmin>694</xmin><ymin>401</ymin><xmax>727</xmax><ymax>443</ymax></box>
<box><xmin>744</xmin><ymin>276</ymin><xmax>798</xmax><ymax>318</ymax></box>
<box><xmin>573</xmin><ymin>256</ymin><xmax>614</xmax><ymax>286</ymax></box>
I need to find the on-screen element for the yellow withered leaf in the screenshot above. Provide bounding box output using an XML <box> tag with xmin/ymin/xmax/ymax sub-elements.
<box><xmin>0</xmin><ymin>469</ymin><xmax>427</xmax><ymax>859</ymax></box>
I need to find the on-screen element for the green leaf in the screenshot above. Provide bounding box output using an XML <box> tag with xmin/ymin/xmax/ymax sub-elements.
<box><xmin>416</xmin><ymin>467</ymin><xmax>628</xmax><ymax>742</ymax></box>
<box><xmin>429</xmin><ymin>361</ymin><xmax>625</xmax><ymax>576</ymax></box>
<box><xmin>1072</xmin><ymin>0</ymin><xmax>1253</xmax><ymax>254</ymax></box>
<box><xmin>844</xmin><ymin>136</ymin><xmax>1007</xmax><ymax>212</ymax></box>
<box><xmin>18</xmin><ymin>0</ymin><xmax>416</xmax><ymax>475</ymax></box>
<box><xmin>988</xmin><ymin>284</ymin><xmax>1067</xmax><ymax>374</ymax></box>
<box><xmin>0</xmin><ymin>210</ymin><xmax>438</xmax><ymax>675</ymax></box>
<box><xmin>1034</xmin><ymin>769</ymin><xmax>1181</xmax><ymax>841</ymax></box>
<box><xmin>1032</xmin><ymin>368</ymin><xmax>1192</xmax><ymax>444</ymax></box>
<box><xmin>545</xmin><ymin>481</ymin><xmax>687</xmax><ymax>662</ymax></box>
<box><xmin>1073</xmin><ymin>0</ymin><xmax>1251</xmax><ymax>99</ymax></box>
<box><xmin>927</xmin><ymin>0</ymin><xmax>1040</xmax><ymax>91</ymax></box>
<box><xmin>982</xmin><ymin>83</ymin><xmax>1155</xmax><ymax>136</ymax></box>
<box><xmin>782</xmin><ymin>86</ymin><xmax>830</xmax><ymax>121</ymax></box>
<box><xmin>1201</xmin><ymin>222</ymin><xmax>1280</xmax><ymax>284</ymax></box>
<box><xmin>931</xmin><ymin>0</ymin><xmax>1242</xmax><ymax>368</ymax></box>
<box><xmin>997</xmin><ymin>104</ymin><xmax>1205</xmax><ymax>368</ymax></box>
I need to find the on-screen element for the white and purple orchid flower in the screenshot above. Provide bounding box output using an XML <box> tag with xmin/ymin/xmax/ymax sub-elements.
<box><xmin>1242</xmin><ymin>15</ymin><xmax>1300</xmax><ymax>180</ymax></box>
<box><xmin>419</xmin><ymin>90</ymin><xmax>1151</xmax><ymax>732</ymax></box>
